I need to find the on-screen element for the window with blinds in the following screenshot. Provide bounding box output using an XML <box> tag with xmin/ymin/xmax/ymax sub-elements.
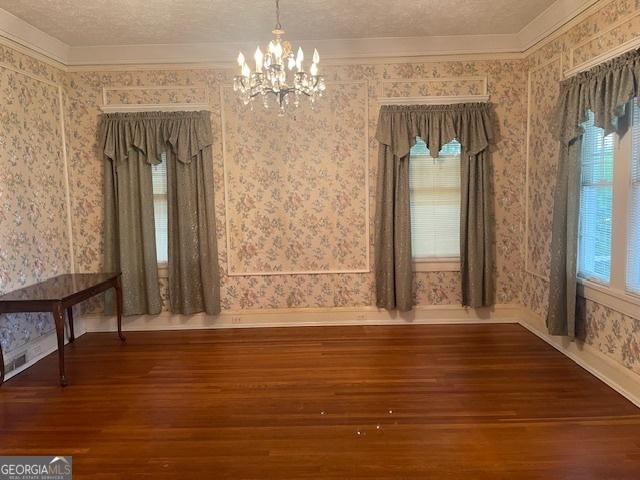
<box><xmin>409</xmin><ymin>138</ymin><xmax>461</xmax><ymax>260</ymax></box>
<box><xmin>152</xmin><ymin>152</ymin><xmax>168</xmax><ymax>264</ymax></box>
<box><xmin>578</xmin><ymin>111</ymin><xmax>614</xmax><ymax>284</ymax></box>
<box><xmin>627</xmin><ymin>100</ymin><xmax>640</xmax><ymax>294</ymax></box>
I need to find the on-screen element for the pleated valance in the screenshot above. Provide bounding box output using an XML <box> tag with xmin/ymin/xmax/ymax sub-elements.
<box><xmin>375</xmin><ymin>103</ymin><xmax>495</xmax><ymax>159</ymax></box>
<box><xmin>100</xmin><ymin>110</ymin><xmax>213</xmax><ymax>165</ymax></box>
<box><xmin>554</xmin><ymin>48</ymin><xmax>640</xmax><ymax>145</ymax></box>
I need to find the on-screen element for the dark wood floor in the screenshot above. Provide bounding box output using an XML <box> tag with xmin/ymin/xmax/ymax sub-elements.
<box><xmin>1</xmin><ymin>324</ymin><xmax>639</xmax><ymax>479</ymax></box>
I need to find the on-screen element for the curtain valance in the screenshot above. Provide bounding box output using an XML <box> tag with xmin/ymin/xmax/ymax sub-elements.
<box><xmin>554</xmin><ymin>48</ymin><xmax>640</xmax><ymax>145</ymax></box>
<box><xmin>100</xmin><ymin>110</ymin><xmax>213</xmax><ymax>165</ymax></box>
<box><xmin>375</xmin><ymin>103</ymin><xmax>495</xmax><ymax>159</ymax></box>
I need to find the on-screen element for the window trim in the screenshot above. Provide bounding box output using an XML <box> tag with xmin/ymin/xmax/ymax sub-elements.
<box><xmin>578</xmin><ymin>277</ymin><xmax>640</xmax><ymax>320</ymax></box>
<box><xmin>413</xmin><ymin>257</ymin><xmax>460</xmax><ymax>272</ymax></box>
<box><xmin>158</xmin><ymin>263</ymin><xmax>168</xmax><ymax>278</ymax></box>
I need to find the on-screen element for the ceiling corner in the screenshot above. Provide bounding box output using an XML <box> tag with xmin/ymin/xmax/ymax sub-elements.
<box><xmin>0</xmin><ymin>7</ymin><xmax>69</xmax><ymax>65</ymax></box>
<box><xmin>517</xmin><ymin>0</ymin><xmax>600</xmax><ymax>51</ymax></box>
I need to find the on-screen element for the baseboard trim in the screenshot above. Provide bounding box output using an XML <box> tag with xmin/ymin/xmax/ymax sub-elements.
<box><xmin>4</xmin><ymin>304</ymin><xmax>639</xmax><ymax>411</ymax></box>
<box><xmin>82</xmin><ymin>304</ymin><xmax>521</xmax><ymax>332</ymax></box>
<box><xmin>518</xmin><ymin>309</ymin><xmax>640</xmax><ymax>408</ymax></box>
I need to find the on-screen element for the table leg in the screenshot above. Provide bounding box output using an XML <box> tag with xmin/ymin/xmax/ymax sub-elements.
<box><xmin>67</xmin><ymin>306</ymin><xmax>75</xmax><ymax>343</ymax></box>
<box><xmin>115</xmin><ymin>276</ymin><xmax>126</xmax><ymax>342</ymax></box>
<box><xmin>0</xmin><ymin>341</ymin><xmax>5</xmax><ymax>385</ymax></box>
<box><xmin>53</xmin><ymin>302</ymin><xmax>67</xmax><ymax>387</ymax></box>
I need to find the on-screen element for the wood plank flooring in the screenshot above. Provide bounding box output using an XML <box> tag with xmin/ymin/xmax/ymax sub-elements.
<box><xmin>1</xmin><ymin>324</ymin><xmax>639</xmax><ymax>479</ymax></box>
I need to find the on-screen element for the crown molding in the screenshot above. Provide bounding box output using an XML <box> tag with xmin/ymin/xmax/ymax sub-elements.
<box><xmin>0</xmin><ymin>7</ymin><xmax>68</xmax><ymax>65</ymax></box>
<box><xmin>0</xmin><ymin>0</ymin><xmax>602</xmax><ymax>67</ymax></box>
<box><xmin>517</xmin><ymin>0</ymin><xmax>600</xmax><ymax>50</ymax></box>
<box><xmin>64</xmin><ymin>34</ymin><xmax>520</xmax><ymax>67</ymax></box>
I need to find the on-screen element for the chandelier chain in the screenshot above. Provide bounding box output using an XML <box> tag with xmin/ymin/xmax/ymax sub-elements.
<box><xmin>275</xmin><ymin>0</ymin><xmax>282</xmax><ymax>30</ymax></box>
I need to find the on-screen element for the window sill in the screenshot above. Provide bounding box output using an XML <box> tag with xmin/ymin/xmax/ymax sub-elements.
<box><xmin>577</xmin><ymin>277</ymin><xmax>640</xmax><ymax>320</ymax></box>
<box><xmin>158</xmin><ymin>263</ymin><xmax>168</xmax><ymax>278</ymax></box>
<box><xmin>413</xmin><ymin>258</ymin><xmax>460</xmax><ymax>272</ymax></box>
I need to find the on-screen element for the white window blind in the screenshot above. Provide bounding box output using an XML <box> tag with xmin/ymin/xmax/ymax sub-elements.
<box><xmin>578</xmin><ymin>111</ymin><xmax>614</xmax><ymax>284</ymax></box>
<box><xmin>409</xmin><ymin>138</ymin><xmax>461</xmax><ymax>260</ymax></box>
<box><xmin>627</xmin><ymin>99</ymin><xmax>640</xmax><ymax>294</ymax></box>
<box><xmin>152</xmin><ymin>152</ymin><xmax>168</xmax><ymax>264</ymax></box>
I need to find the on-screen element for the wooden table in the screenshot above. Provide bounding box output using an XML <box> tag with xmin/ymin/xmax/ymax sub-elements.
<box><xmin>0</xmin><ymin>273</ymin><xmax>125</xmax><ymax>386</ymax></box>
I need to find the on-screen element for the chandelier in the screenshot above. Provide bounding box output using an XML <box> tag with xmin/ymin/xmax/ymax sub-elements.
<box><xmin>233</xmin><ymin>0</ymin><xmax>326</xmax><ymax>112</ymax></box>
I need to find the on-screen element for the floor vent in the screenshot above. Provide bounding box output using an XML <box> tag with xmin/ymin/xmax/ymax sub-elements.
<box><xmin>4</xmin><ymin>352</ymin><xmax>27</xmax><ymax>374</ymax></box>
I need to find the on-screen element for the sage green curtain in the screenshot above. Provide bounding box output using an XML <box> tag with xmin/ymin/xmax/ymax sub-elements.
<box><xmin>374</xmin><ymin>103</ymin><xmax>495</xmax><ymax>310</ymax></box>
<box><xmin>461</xmin><ymin>147</ymin><xmax>494</xmax><ymax>307</ymax></box>
<box><xmin>101</xmin><ymin>111</ymin><xmax>220</xmax><ymax>316</ymax></box>
<box><xmin>166</xmin><ymin>142</ymin><xmax>221</xmax><ymax>315</ymax></box>
<box><xmin>102</xmin><ymin>118</ymin><xmax>162</xmax><ymax>315</ymax></box>
<box><xmin>374</xmin><ymin>144</ymin><xmax>413</xmax><ymax>310</ymax></box>
<box><xmin>548</xmin><ymin>48</ymin><xmax>640</xmax><ymax>336</ymax></box>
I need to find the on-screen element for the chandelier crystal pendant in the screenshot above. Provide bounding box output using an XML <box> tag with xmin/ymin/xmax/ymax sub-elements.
<box><xmin>233</xmin><ymin>0</ymin><xmax>326</xmax><ymax>113</ymax></box>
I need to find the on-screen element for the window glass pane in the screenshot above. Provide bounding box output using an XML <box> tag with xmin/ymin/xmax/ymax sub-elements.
<box><xmin>409</xmin><ymin>138</ymin><xmax>461</xmax><ymax>259</ymax></box>
<box><xmin>578</xmin><ymin>111</ymin><xmax>613</xmax><ymax>283</ymax></box>
<box><xmin>152</xmin><ymin>152</ymin><xmax>168</xmax><ymax>264</ymax></box>
<box><xmin>627</xmin><ymin>99</ymin><xmax>640</xmax><ymax>294</ymax></box>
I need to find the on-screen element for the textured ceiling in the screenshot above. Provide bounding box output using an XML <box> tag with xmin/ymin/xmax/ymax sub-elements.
<box><xmin>0</xmin><ymin>0</ymin><xmax>557</xmax><ymax>46</ymax></box>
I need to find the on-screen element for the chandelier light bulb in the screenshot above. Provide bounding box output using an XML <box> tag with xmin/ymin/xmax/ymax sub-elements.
<box><xmin>273</xmin><ymin>42</ymin><xmax>283</xmax><ymax>60</ymax></box>
<box><xmin>254</xmin><ymin>47</ymin><xmax>264</xmax><ymax>72</ymax></box>
<box><xmin>310</xmin><ymin>62</ymin><xmax>318</xmax><ymax>76</ymax></box>
<box><xmin>242</xmin><ymin>63</ymin><xmax>251</xmax><ymax>78</ymax></box>
<box><xmin>313</xmin><ymin>48</ymin><xmax>320</xmax><ymax>64</ymax></box>
<box><xmin>237</xmin><ymin>52</ymin><xmax>245</xmax><ymax>66</ymax></box>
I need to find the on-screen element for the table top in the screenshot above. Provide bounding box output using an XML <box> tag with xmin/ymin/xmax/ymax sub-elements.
<box><xmin>0</xmin><ymin>273</ymin><xmax>119</xmax><ymax>303</ymax></box>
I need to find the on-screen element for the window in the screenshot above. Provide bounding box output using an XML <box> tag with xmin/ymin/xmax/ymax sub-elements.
<box><xmin>578</xmin><ymin>111</ymin><xmax>614</xmax><ymax>283</ymax></box>
<box><xmin>409</xmin><ymin>138</ymin><xmax>461</xmax><ymax>267</ymax></box>
<box><xmin>152</xmin><ymin>153</ymin><xmax>168</xmax><ymax>264</ymax></box>
<box><xmin>627</xmin><ymin>100</ymin><xmax>640</xmax><ymax>294</ymax></box>
<box><xmin>577</xmin><ymin>99</ymin><xmax>640</xmax><ymax>306</ymax></box>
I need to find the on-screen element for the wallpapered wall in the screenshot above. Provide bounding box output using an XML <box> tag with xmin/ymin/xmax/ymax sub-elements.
<box><xmin>523</xmin><ymin>0</ymin><xmax>640</xmax><ymax>375</ymax></box>
<box><xmin>63</xmin><ymin>59</ymin><xmax>526</xmax><ymax>316</ymax></box>
<box><xmin>0</xmin><ymin>45</ymin><xmax>73</xmax><ymax>356</ymax></box>
<box><xmin>1</xmin><ymin>45</ymin><xmax>528</xmax><ymax>356</ymax></box>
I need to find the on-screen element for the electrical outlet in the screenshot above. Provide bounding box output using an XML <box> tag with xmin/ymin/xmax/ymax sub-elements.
<box><xmin>232</xmin><ymin>316</ymin><xmax>242</xmax><ymax>324</ymax></box>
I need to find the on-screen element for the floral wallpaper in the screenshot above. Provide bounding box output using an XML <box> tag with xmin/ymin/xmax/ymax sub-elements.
<box><xmin>572</xmin><ymin>10</ymin><xmax>640</xmax><ymax>66</ymax></box>
<box><xmin>526</xmin><ymin>57</ymin><xmax>562</xmax><ymax>278</ymax></box>
<box><xmin>104</xmin><ymin>86</ymin><xmax>208</xmax><ymax>105</ymax></box>
<box><xmin>382</xmin><ymin>77</ymin><xmax>486</xmax><ymax>97</ymax></box>
<box><xmin>221</xmin><ymin>82</ymin><xmax>369</xmax><ymax>275</ymax></box>
<box><xmin>577</xmin><ymin>298</ymin><xmax>640</xmax><ymax>376</ymax></box>
<box><xmin>0</xmin><ymin>47</ymin><xmax>71</xmax><ymax>355</ymax></box>
<box><xmin>523</xmin><ymin>0</ymin><xmax>640</xmax><ymax>376</ymax></box>
<box><xmin>62</xmin><ymin>58</ymin><xmax>527</xmax><ymax>312</ymax></box>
